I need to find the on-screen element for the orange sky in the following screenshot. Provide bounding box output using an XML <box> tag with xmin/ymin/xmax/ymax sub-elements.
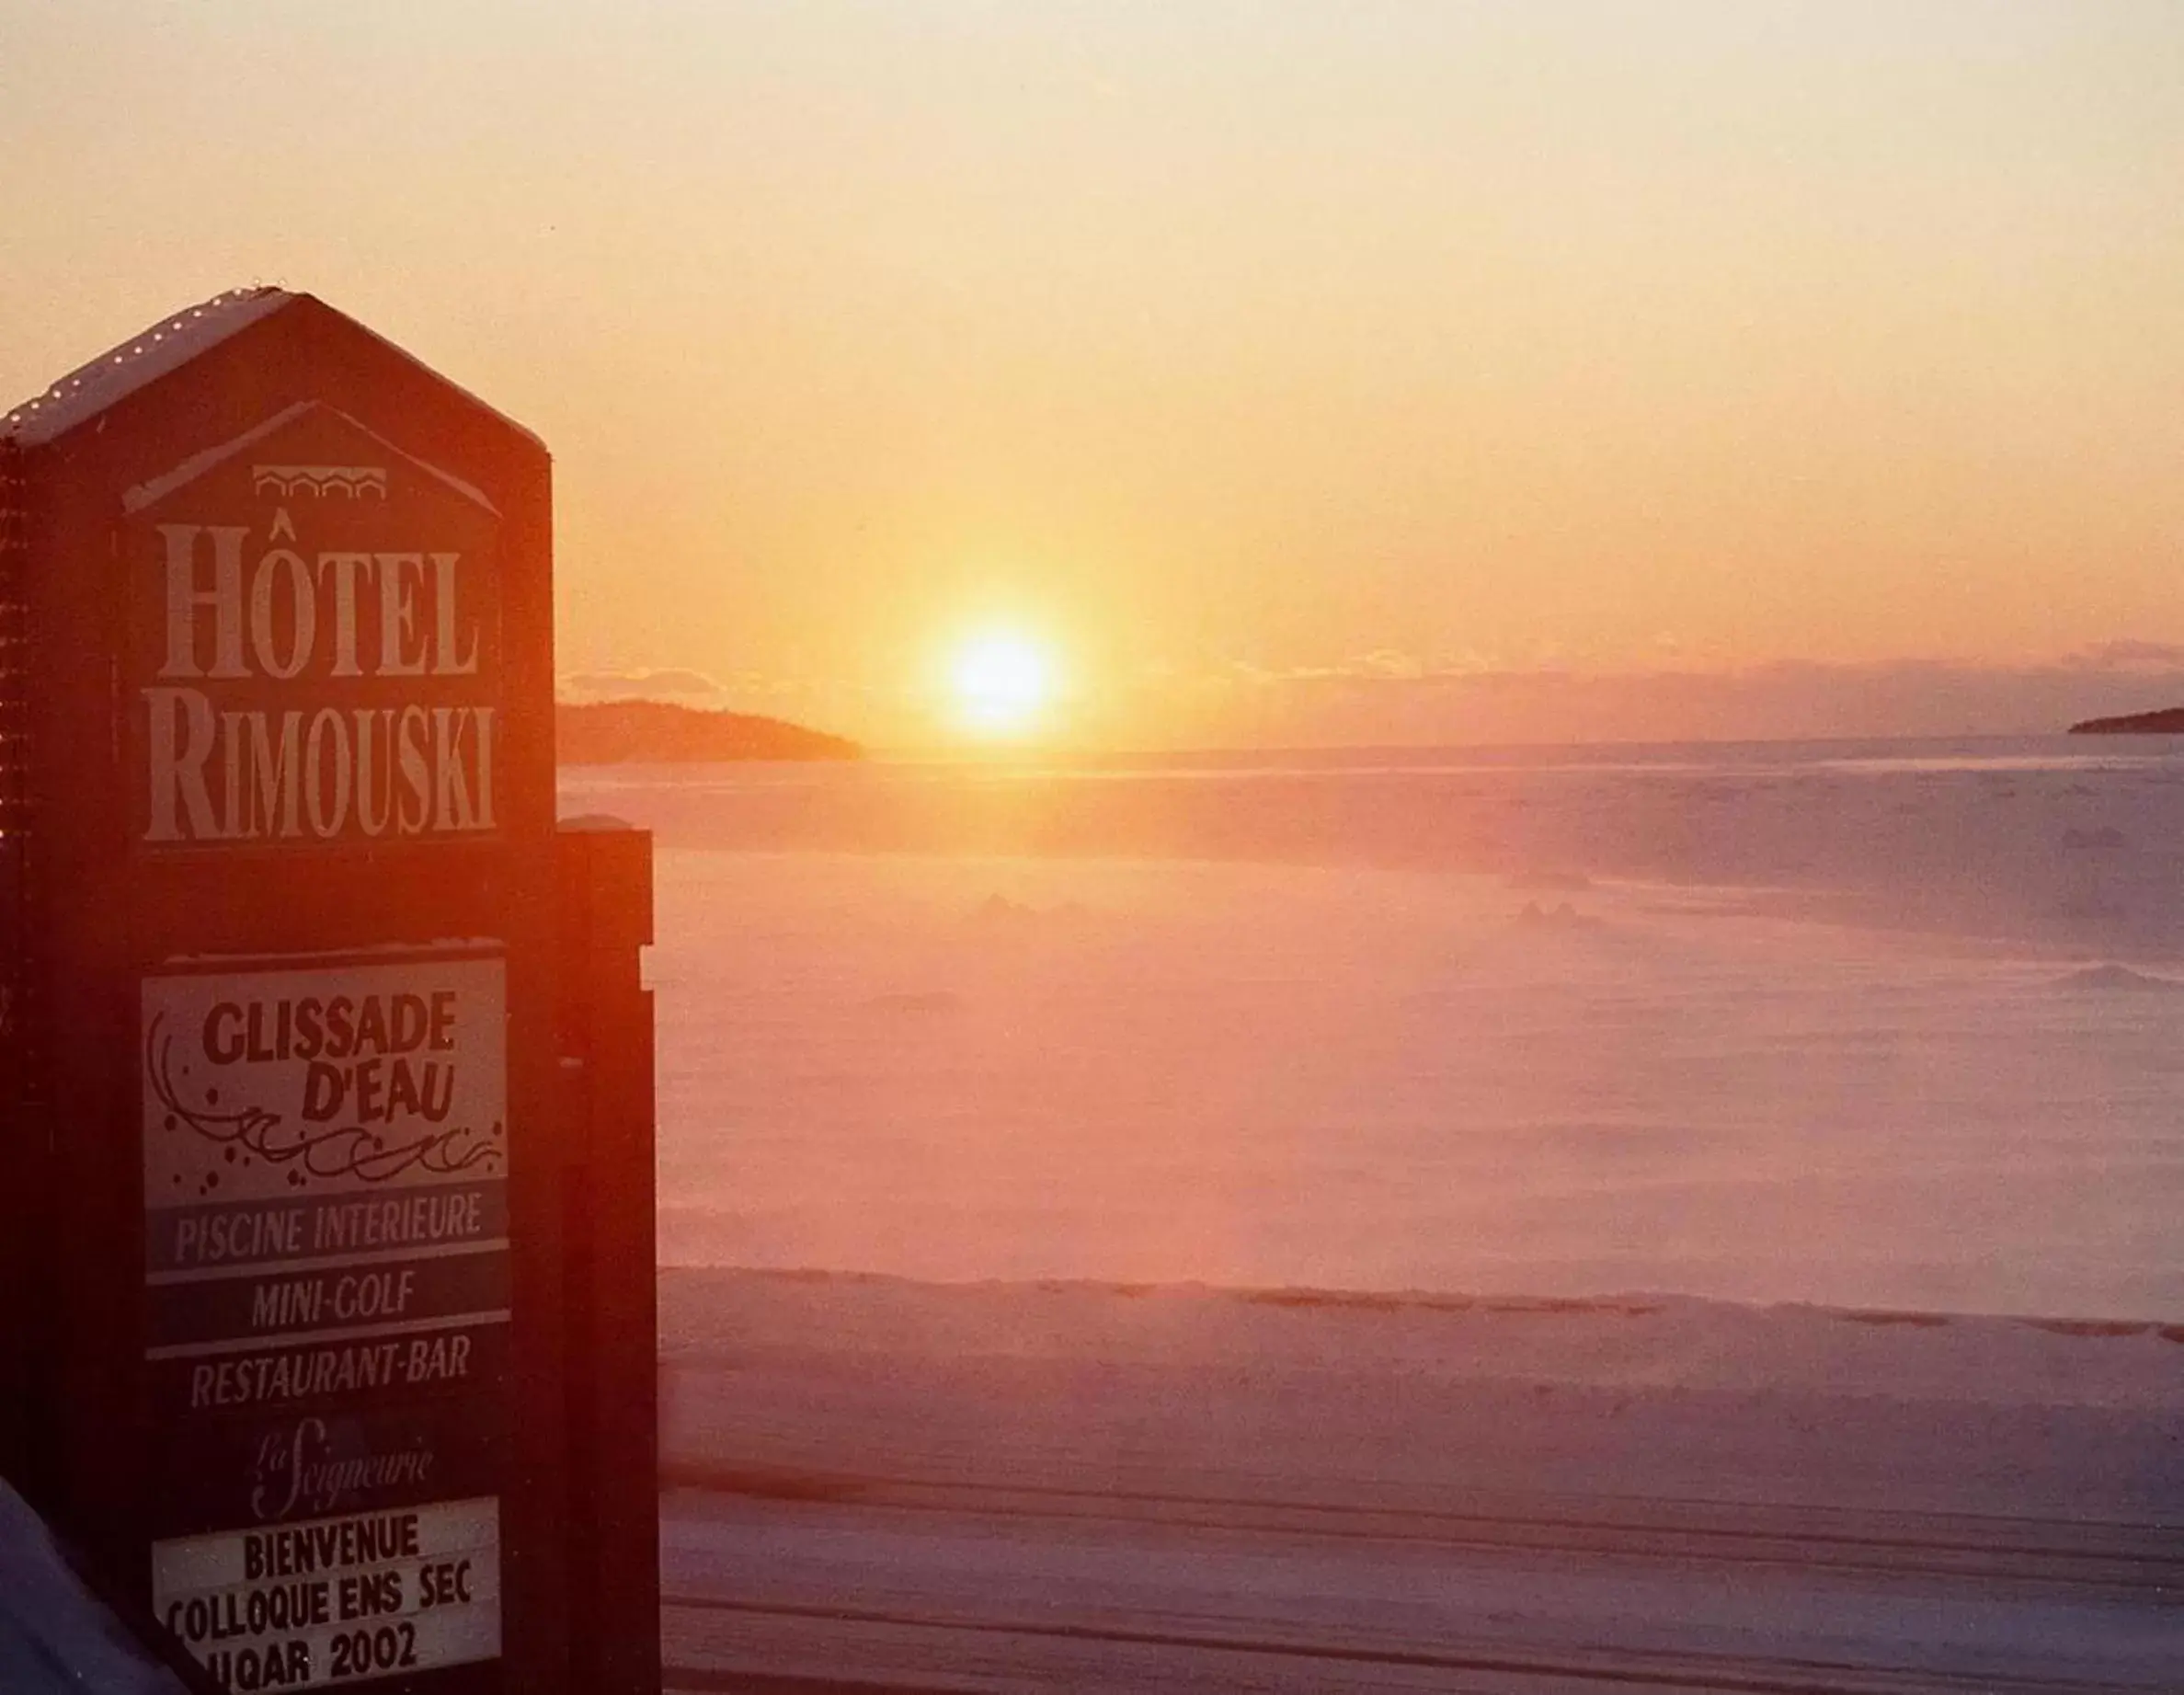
<box><xmin>6</xmin><ymin>3</ymin><xmax>2183</xmax><ymax>747</ymax></box>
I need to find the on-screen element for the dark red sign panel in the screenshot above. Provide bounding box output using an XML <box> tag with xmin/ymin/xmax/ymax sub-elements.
<box><xmin>7</xmin><ymin>289</ymin><xmax>614</xmax><ymax>1694</ymax></box>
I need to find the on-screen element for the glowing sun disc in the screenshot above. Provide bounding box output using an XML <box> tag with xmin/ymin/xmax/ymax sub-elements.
<box><xmin>950</xmin><ymin>633</ymin><xmax>1054</xmax><ymax>733</ymax></box>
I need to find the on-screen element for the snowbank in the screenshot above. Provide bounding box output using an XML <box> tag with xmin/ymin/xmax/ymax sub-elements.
<box><xmin>661</xmin><ymin>1268</ymin><xmax>2184</xmax><ymax>1522</ymax></box>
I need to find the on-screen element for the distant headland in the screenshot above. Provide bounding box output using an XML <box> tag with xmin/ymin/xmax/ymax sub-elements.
<box><xmin>557</xmin><ymin>700</ymin><xmax>863</xmax><ymax>763</ymax></box>
<box><xmin>2066</xmin><ymin>707</ymin><xmax>2184</xmax><ymax>736</ymax></box>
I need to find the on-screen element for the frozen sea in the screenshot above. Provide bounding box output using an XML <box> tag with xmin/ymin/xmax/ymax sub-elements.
<box><xmin>560</xmin><ymin>736</ymin><xmax>2184</xmax><ymax>1320</ymax></box>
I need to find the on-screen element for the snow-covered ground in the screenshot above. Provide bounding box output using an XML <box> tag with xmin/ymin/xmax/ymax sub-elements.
<box><xmin>627</xmin><ymin>846</ymin><xmax>2184</xmax><ymax>1318</ymax></box>
<box><xmin>566</xmin><ymin>739</ymin><xmax>2184</xmax><ymax>1319</ymax></box>
<box><xmin>568</xmin><ymin>742</ymin><xmax>2184</xmax><ymax>1689</ymax></box>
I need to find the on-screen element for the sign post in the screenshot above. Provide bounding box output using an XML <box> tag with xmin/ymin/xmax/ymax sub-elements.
<box><xmin>1</xmin><ymin>289</ymin><xmax>653</xmax><ymax>1693</ymax></box>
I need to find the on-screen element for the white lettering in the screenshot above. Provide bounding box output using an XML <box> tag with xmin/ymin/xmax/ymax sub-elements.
<box><xmin>143</xmin><ymin>704</ymin><xmax>496</xmax><ymax>843</ymax></box>
<box><xmin>352</xmin><ymin>708</ymin><xmax>393</xmax><ymax>836</ymax></box>
<box><xmin>431</xmin><ymin>708</ymin><xmax>475</xmax><ymax>830</ymax></box>
<box><xmin>471</xmin><ymin>707</ymin><xmax>496</xmax><ymax>830</ymax></box>
<box><xmin>374</xmin><ymin>554</ymin><xmax>427</xmax><ymax>677</ymax></box>
<box><xmin>243</xmin><ymin>711</ymin><xmax>303</xmax><ymax>840</ymax></box>
<box><xmin>314</xmin><ymin>552</ymin><xmax>374</xmax><ymax>677</ymax></box>
<box><xmin>248</xmin><ymin>550</ymin><xmax>316</xmax><ymax>681</ymax></box>
<box><xmin>144</xmin><ymin>686</ymin><xmax>222</xmax><ymax>842</ymax></box>
<box><xmin>303</xmin><ymin>708</ymin><xmax>351</xmax><ymax>838</ymax></box>
<box><xmin>141</xmin><ymin>521</ymin><xmax>496</xmax><ymax>842</ymax></box>
<box><xmin>430</xmin><ymin>554</ymin><xmax>478</xmax><ymax>675</ymax></box>
<box><xmin>159</xmin><ymin>524</ymin><xmax>249</xmax><ymax>680</ymax></box>
<box><xmin>396</xmin><ymin>706</ymin><xmax>431</xmax><ymax>833</ymax></box>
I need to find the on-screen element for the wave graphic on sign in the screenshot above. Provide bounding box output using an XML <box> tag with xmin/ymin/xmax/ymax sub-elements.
<box><xmin>145</xmin><ymin>1016</ymin><xmax>504</xmax><ymax>1192</ymax></box>
<box><xmin>251</xmin><ymin>464</ymin><xmax>389</xmax><ymax>499</ymax></box>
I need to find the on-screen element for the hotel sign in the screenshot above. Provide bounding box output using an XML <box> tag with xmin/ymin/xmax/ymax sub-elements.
<box><xmin>6</xmin><ymin>288</ymin><xmax>655</xmax><ymax>1695</ymax></box>
<box><xmin>142</xmin><ymin>953</ymin><xmax>509</xmax><ymax>1688</ymax></box>
<box><xmin>126</xmin><ymin>401</ymin><xmax>501</xmax><ymax>848</ymax></box>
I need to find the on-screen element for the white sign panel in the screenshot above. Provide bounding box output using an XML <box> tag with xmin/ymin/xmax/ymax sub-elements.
<box><xmin>141</xmin><ymin>954</ymin><xmax>510</xmax><ymax>1687</ymax></box>
<box><xmin>143</xmin><ymin>956</ymin><xmax>507</xmax><ymax>1207</ymax></box>
<box><xmin>153</xmin><ymin>1497</ymin><xmax>501</xmax><ymax>1689</ymax></box>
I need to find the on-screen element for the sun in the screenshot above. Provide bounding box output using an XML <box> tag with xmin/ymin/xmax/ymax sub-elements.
<box><xmin>949</xmin><ymin>632</ymin><xmax>1055</xmax><ymax>736</ymax></box>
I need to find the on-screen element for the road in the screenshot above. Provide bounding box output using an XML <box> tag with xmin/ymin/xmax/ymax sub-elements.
<box><xmin>659</xmin><ymin>1473</ymin><xmax>2184</xmax><ymax>1692</ymax></box>
<box><xmin>655</xmin><ymin>1273</ymin><xmax>2184</xmax><ymax>1692</ymax></box>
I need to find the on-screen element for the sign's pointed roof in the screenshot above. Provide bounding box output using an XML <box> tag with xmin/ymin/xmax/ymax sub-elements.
<box><xmin>3</xmin><ymin>288</ymin><xmax>293</xmax><ymax>447</ymax></box>
<box><xmin>2</xmin><ymin>287</ymin><xmax>543</xmax><ymax>452</ymax></box>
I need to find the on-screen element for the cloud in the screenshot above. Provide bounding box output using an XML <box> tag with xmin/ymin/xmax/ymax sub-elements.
<box><xmin>2060</xmin><ymin>640</ymin><xmax>2184</xmax><ymax>672</ymax></box>
<box><xmin>1234</xmin><ymin>651</ymin><xmax>1478</xmax><ymax>686</ymax></box>
<box><xmin>1146</xmin><ymin>653</ymin><xmax>2184</xmax><ymax>747</ymax></box>
<box><xmin>559</xmin><ymin>668</ymin><xmax>724</xmax><ymax>700</ymax></box>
